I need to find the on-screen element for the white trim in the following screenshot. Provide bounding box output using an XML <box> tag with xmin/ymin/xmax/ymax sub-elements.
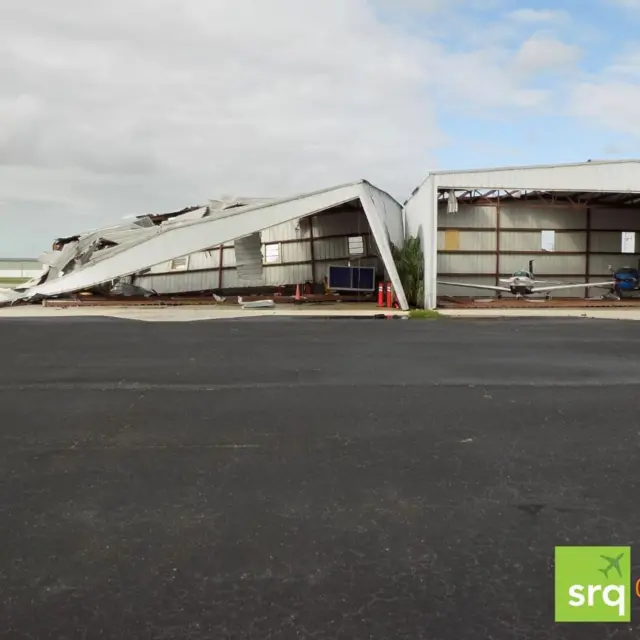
<box><xmin>431</xmin><ymin>158</ymin><xmax>640</xmax><ymax>176</ymax></box>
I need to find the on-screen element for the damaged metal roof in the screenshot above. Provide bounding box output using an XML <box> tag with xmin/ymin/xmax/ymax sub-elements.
<box><xmin>4</xmin><ymin>181</ymin><xmax>409</xmax><ymax>310</ymax></box>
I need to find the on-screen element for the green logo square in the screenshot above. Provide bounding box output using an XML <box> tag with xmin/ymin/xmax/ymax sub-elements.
<box><xmin>555</xmin><ymin>546</ymin><xmax>631</xmax><ymax>622</ymax></box>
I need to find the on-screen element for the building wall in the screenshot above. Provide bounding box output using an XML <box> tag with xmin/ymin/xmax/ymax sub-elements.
<box><xmin>0</xmin><ymin>259</ymin><xmax>42</xmax><ymax>282</ymax></box>
<box><xmin>133</xmin><ymin>208</ymin><xmax>383</xmax><ymax>294</ymax></box>
<box><xmin>437</xmin><ymin>200</ymin><xmax>640</xmax><ymax>299</ymax></box>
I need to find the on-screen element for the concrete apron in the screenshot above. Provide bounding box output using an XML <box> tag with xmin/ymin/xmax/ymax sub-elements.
<box><xmin>0</xmin><ymin>305</ymin><xmax>409</xmax><ymax>322</ymax></box>
<box><xmin>440</xmin><ymin>308</ymin><xmax>640</xmax><ymax>321</ymax></box>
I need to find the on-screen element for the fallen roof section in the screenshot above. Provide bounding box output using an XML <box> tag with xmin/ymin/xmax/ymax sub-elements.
<box><xmin>12</xmin><ymin>181</ymin><xmax>409</xmax><ymax>310</ymax></box>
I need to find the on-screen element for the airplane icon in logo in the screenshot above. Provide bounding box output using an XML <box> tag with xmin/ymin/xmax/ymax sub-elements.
<box><xmin>599</xmin><ymin>553</ymin><xmax>625</xmax><ymax>580</ymax></box>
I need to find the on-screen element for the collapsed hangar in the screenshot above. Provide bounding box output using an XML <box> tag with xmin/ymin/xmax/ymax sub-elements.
<box><xmin>404</xmin><ymin>160</ymin><xmax>640</xmax><ymax>310</ymax></box>
<box><xmin>4</xmin><ymin>180</ymin><xmax>409</xmax><ymax>310</ymax></box>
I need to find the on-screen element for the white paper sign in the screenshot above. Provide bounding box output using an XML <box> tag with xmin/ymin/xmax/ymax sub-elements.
<box><xmin>622</xmin><ymin>232</ymin><xmax>636</xmax><ymax>254</ymax></box>
<box><xmin>541</xmin><ymin>230</ymin><xmax>555</xmax><ymax>252</ymax></box>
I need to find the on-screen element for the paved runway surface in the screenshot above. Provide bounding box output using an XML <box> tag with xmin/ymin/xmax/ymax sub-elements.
<box><xmin>1</xmin><ymin>317</ymin><xmax>639</xmax><ymax>639</ymax></box>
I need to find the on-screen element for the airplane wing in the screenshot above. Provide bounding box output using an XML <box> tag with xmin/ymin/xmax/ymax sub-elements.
<box><xmin>437</xmin><ymin>281</ymin><xmax>511</xmax><ymax>293</ymax></box>
<box><xmin>531</xmin><ymin>281</ymin><xmax>615</xmax><ymax>293</ymax></box>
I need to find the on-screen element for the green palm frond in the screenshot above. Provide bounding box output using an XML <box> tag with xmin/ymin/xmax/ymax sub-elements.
<box><xmin>391</xmin><ymin>235</ymin><xmax>424</xmax><ymax>308</ymax></box>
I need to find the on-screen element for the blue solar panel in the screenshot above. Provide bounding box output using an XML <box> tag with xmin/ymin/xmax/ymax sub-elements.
<box><xmin>352</xmin><ymin>268</ymin><xmax>375</xmax><ymax>291</ymax></box>
<box><xmin>328</xmin><ymin>266</ymin><xmax>375</xmax><ymax>291</ymax></box>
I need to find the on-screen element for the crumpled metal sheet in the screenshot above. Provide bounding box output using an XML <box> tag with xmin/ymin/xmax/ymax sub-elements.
<box><xmin>239</xmin><ymin>298</ymin><xmax>276</xmax><ymax>310</ymax></box>
<box><xmin>0</xmin><ymin>288</ymin><xmax>21</xmax><ymax>305</ymax></box>
<box><xmin>234</xmin><ymin>232</ymin><xmax>264</xmax><ymax>283</ymax></box>
<box><xmin>109</xmin><ymin>281</ymin><xmax>157</xmax><ymax>297</ymax></box>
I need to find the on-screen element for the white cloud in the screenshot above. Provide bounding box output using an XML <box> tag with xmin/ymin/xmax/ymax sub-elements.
<box><xmin>427</xmin><ymin>46</ymin><xmax>550</xmax><ymax>110</ymax></box>
<box><xmin>604</xmin><ymin>47</ymin><xmax>640</xmax><ymax>78</ymax></box>
<box><xmin>380</xmin><ymin>0</ymin><xmax>455</xmax><ymax>10</ymax></box>
<box><xmin>507</xmin><ymin>8</ymin><xmax>569</xmax><ymax>23</ymax></box>
<box><xmin>0</xmin><ymin>0</ymin><xmax>447</xmax><ymax>253</ymax></box>
<box><xmin>0</xmin><ymin>0</ymin><xmax>580</xmax><ymax>255</ymax></box>
<box><xmin>570</xmin><ymin>82</ymin><xmax>640</xmax><ymax>135</ymax></box>
<box><xmin>566</xmin><ymin>42</ymin><xmax>640</xmax><ymax>137</ymax></box>
<box><xmin>608</xmin><ymin>0</ymin><xmax>640</xmax><ymax>8</ymax></box>
<box><xmin>513</xmin><ymin>35</ymin><xmax>581</xmax><ymax>74</ymax></box>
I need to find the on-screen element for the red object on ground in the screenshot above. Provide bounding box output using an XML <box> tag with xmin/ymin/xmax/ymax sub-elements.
<box><xmin>386</xmin><ymin>282</ymin><xmax>393</xmax><ymax>308</ymax></box>
<box><xmin>377</xmin><ymin>282</ymin><xmax>384</xmax><ymax>307</ymax></box>
<box><xmin>295</xmin><ymin>284</ymin><xmax>301</xmax><ymax>301</ymax></box>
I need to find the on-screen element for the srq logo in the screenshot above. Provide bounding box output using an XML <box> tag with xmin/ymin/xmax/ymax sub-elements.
<box><xmin>555</xmin><ymin>546</ymin><xmax>631</xmax><ymax>622</ymax></box>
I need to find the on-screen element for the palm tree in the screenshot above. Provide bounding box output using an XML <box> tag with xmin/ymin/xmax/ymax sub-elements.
<box><xmin>391</xmin><ymin>235</ymin><xmax>424</xmax><ymax>308</ymax></box>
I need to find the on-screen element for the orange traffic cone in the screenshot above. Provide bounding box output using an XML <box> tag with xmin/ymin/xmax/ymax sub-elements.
<box><xmin>295</xmin><ymin>284</ymin><xmax>301</xmax><ymax>301</ymax></box>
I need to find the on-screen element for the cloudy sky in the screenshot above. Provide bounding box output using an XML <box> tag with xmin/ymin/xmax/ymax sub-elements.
<box><xmin>1</xmin><ymin>0</ymin><xmax>639</xmax><ymax>255</ymax></box>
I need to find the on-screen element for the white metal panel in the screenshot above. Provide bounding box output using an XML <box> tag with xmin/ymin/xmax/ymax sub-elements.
<box><xmin>438</xmin><ymin>253</ymin><xmax>495</xmax><ymax>274</ymax></box>
<box><xmin>280</xmin><ymin>242</ymin><xmax>312</xmax><ymax>264</ymax></box>
<box><xmin>222</xmin><ymin>248</ymin><xmax>237</xmax><ymax>268</ymax></box>
<box><xmin>135</xmin><ymin>270</ymin><xmax>219</xmax><ymax>294</ymax></box>
<box><xmin>185</xmin><ymin>251</ymin><xmax>219</xmax><ymax>271</ymax></box>
<box><xmin>313</xmin><ymin>237</ymin><xmax>349</xmax><ymax>261</ymax></box>
<box><xmin>500</xmin><ymin>254</ymin><xmax>586</xmax><ymax>274</ymax></box>
<box><xmin>141</xmin><ymin>249</ymin><xmax>221</xmax><ymax>275</ymax></box>
<box><xmin>437</xmin><ymin>231</ymin><xmax>496</xmax><ymax>251</ymax></box>
<box><xmin>500</xmin><ymin>231</ymin><xmax>587</xmax><ymax>252</ymax></box>
<box><xmin>221</xmin><ymin>269</ymin><xmax>239</xmax><ymax>289</ymax></box>
<box><xmin>261</xmin><ymin>220</ymin><xmax>309</xmax><ymax>243</ymax></box>
<box><xmin>428</xmin><ymin>160</ymin><xmax>640</xmax><ymax>191</ymax></box>
<box><xmin>264</xmin><ymin>264</ymin><xmax>313</xmax><ymax>286</ymax></box>
<box><xmin>438</xmin><ymin>203</ymin><xmax>497</xmax><ymax>228</ymax></box>
<box><xmin>404</xmin><ymin>182</ymin><xmax>431</xmax><ymax>239</ymax></box>
<box><xmin>499</xmin><ymin>204</ymin><xmax>587</xmax><ymax>229</ymax></box>
<box><xmin>361</xmin><ymin>182</ymin><xmax>404</xmax><ymax>248</ymax></box>
<box><xmin>313</xmin><ymin>208</ymin><xmax>368</xmax><ymax>237</ymax></box>
<box><xmin>590</xmin><ymin>207</ymin><xmax>640</xmax><ymax>230</ymax></box>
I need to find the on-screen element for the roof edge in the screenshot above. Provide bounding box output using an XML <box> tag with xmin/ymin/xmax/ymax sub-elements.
<box><xmin>404</xmin><ymin>159</ymin><xmax>640</xmax><ymax>205</ymax></box>
<box><xmin>430</xmin><ymin>158</ymin><xmax>640</xmax><ymax>176</ymax></box>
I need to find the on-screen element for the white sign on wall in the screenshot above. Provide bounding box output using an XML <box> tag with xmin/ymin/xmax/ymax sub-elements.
<box><xmin>541</xmin><ymin>230</ymin><xmax>556</xmax><ymax>252</ymax></box>
<box><xmin>621</xmin><ymin>232</ymin><xmax>636</xmax><ymax>254</ymax></box>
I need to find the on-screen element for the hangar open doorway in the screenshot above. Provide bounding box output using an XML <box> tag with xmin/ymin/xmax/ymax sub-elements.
<box><xmin>403</xmin><ymin>160</ymin><xmax>640</xmax><ymax>309</ymax></box>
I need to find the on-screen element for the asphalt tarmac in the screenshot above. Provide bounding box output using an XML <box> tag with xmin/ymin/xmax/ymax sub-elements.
<box><xmin>1</xmin><ymin>316</ymin><xmax>639</xmax><ymax>639</ymax></box>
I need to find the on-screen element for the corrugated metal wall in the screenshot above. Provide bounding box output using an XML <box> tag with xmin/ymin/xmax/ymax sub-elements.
<box><xmin>134</xmin><ymin>207</ymin><xmax>383</xmax><ymax>294</ymax></box>
<box><xmin>589</xmin><ymin>206</ymin><xmax>640</xmax><ymax>282</ymax></box>
<box><xmin>437</xmin><ymin>200</ymin><xmax>640</xmax><ymax>299</ymax></box>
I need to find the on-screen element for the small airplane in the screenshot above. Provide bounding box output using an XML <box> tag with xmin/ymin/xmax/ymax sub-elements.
<box><xmin>438</xmin><ymin>261</ymin><xmax>616</xmax><ymax>300</ymax></box>
<box><xmin>599</xmin><ymin>553</ymin><xmax>625</xmax><ymax>580</ymax></box>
